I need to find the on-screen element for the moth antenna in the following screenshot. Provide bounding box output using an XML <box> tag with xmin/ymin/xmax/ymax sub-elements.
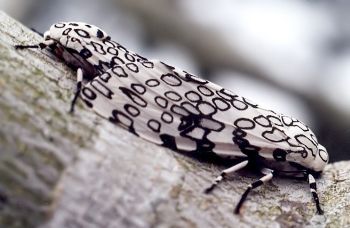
<box><xmin>30</xmin><ymin>28</ymin><xmax>44</xmax><ymax>37</ymax></box>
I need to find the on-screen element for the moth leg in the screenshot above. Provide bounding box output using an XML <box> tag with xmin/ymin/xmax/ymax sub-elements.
<box><xmin>15</xmin><ymin>39</ymin><xmax>55</xmax><ymax>50</ymax></box>
<box><xmin>70</xmin><ymin>68</ymin><xmax>83</xmax><ymax>113</ymax></box>
<box><xmin>308</xmin><ymin>174</ymin><xmax>324</xmax><ymax>215</ymax></box>
<box><xmin>204</xmin><ymin>160</ymin><xmax>248</xmax><ymax>193</ymax></box>
<box><xmin>234</xmin><ymin>168</ymin><xmax>274</xmax><ymax>214</ymax></box>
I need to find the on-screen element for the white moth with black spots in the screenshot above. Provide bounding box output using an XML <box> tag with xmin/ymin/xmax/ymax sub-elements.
<box><xmin>16</xmin><ymin>22</ymin><xmax>329</xmax><ymax>215</ymax></box>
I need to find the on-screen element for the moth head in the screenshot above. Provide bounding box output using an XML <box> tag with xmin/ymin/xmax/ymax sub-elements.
<box><xmin>40</xmin><ymin>23</ymin><xmax>99</xmax><ymax>80</ymax></box>
<box><xmin>47</xmin><ymin>22</ymin><xmax>110</xmax><ymax>42</ymax></box>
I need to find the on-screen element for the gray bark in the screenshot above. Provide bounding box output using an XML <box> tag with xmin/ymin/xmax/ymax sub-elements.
<box><xmin>0</xmin><ymin>11</ymin><xmax>349</xmax><ymax>228</ymax></box>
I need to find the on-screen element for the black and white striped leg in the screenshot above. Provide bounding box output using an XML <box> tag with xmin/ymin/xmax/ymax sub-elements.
<box><xmin>70</xmin><ymin>68</ymin><xmax>83</xmax><ymax>113</ymax></box>
<box><xmin>15</xmin><ymin>39</ymin><xmax>54</xmax><ymax>50</ymax></box>
<box><xmin>204</xmin><ymin>160</ymin><xmax>248</xmax><ymax>194</ymax></box>
<box><xmin>234</xmin><ymin>169</ymin><xmax>274</xmax><ymax>214</ymax></box>
<box><xmin>308</xmin><ymin>174</ymin><xmax>324</xmax><ymax>215</ymax></box>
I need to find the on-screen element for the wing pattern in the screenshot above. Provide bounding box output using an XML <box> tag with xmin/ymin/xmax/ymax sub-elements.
<box><xmin>79</xmin><ymin>41</ymin><xmax>309</xmax><ymax>160</ymax></box>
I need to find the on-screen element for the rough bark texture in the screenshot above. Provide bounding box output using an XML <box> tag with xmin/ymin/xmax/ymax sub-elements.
<box><xmin>0</xmin><ymin>11</ymin><xmax>349</xmax><ymax>228</ymax></box>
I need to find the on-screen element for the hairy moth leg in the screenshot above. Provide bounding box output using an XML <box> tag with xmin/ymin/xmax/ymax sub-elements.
<box><xmin>308</xmin><ymin>174</ymin><xmax>324</xmax><ymax>215</ymax></box>
<box><xmin>70</xmin><ymin>68</ymin><xmax>83</xmax><ymax>113</ymax></box>
<box><xmin>204</xmin><ymin>160</ymin><xmax>249</xmax><ymax>193</ymax></box>
<box><xmin>234</xmin><ymin>168</ymin><xmax>274</xmax><ymax>214</ymax></box>
<box><xmin>15</xmin><ymin>41</ymin><xmax>84</xmax><ymax>113</ymax></box>
<box><xmin>15</xmin><ymin>39</ymin><xmax>55</xmax><ymax>50</ymax></box>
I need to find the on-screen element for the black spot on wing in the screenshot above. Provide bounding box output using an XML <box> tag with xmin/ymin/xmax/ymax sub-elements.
<box><xmin>62</xmin><ymin>28</ymin><xmax>72</xmax><ymax>35</ymax></box>
<box><xmin>90</xmin><ymin>41</ymin><xmax>106</xmax><ymax>54</ymax></box>
<box><xmin>103</xmin><ymin>39</ymin><xmax>117</xmax><ymax>48</ymax></box>
<box><xmin>109</xmin><ymin>109</ymin><xmax>137</xmax><ymax>135</ymax></box>
<box><xmin>131</xmin><ymin>83</ymin><xmax>146</xmax><ymax>94</ymax></box>
<box><xmin>97</xmin><ymin>29</ymin><xmax>104</xmax><ymax>38</ymax></box>
<box><xmin>267</xmin><ymin>115</ymin><xmax>283</xmax><ymax>127</ymax></box>
<box><xmin>171</xmin><ymin>104</ymin><xmax>189</xmax><ymax>116</ymax></box>
<box><xmin>232</xmin><ymin>128</ymin><xmax>260</xmax><ymax>158</ymax></box>
<box><xmin>112</xmin><ymin>66</ymin><xmax>128</xmax><ymax>77</ymax></box>
<box><xmin>124</xmin><ymin>104</ymin><xmax>140</xmax><ymax>117</ymax></box>
<box><xmin>253</xmin><ymin>115</ymin><xmax>272</xmax><ymax>128</ymax></box>
<box><xmin>81</xmin><ymin>87</ymin><xmax>97</xmax><ymax>108</ymax></box>
<box><xmin>148</xmin><ymin>119</ymin><xmax>161</xmax><ymax>133</ymax></box>
<box><xmin>234</xmin><ymin>118</ymin><xmax>256</xmax><ymax>130</ymax></box>
<box><xmin>141</xmin><ymin>61</ymin><xmax>154</xmax><ymax>68</ymax></box>
<box><xmin>185</xmin><ymin>91</ymin><xmax>202</xmax><ymax>102</ymax></box>
<box><xmin>146</xmin><ymin>79</ymin><xmax>160</xmax><ymax>87</ymax></box>
<box><xmin>161</xmin><ymin>112</ymin><xmax>174</xmax><ymax>124</ymax></box>
<box><xmin>90</xmin><ymin>79</ymin><xmax>114</xmax><ymax>99</ymax></box>
<box><xmin>184</xmin><ymin>73</ymin><xmax>208</xmax><ymax>84</ymax></box>
<box><xmin>95</xmin><ymin>60</ymin><xmax>111</xmax><ymax>73</ymax></box>
<box><xmin>54</xmin><ymin>23</ymin><xmax>66</xmax><ymax>28</ymax></box>
<box><xmin>295</xmin><ymin>134</ymin><xmax>317</xmax><ymax>156</ymax></box>
<box><xmin>161</xmin><ymin>73</ymin><xmax>182</xmax><ymax>86</ymax></box>
<box><xmin>181</xmin><ymin>102</ymin><xmax>200</xmax><ymax>115</ymax></box>
<box><xmin>197</xmin><ymin>85</ymin><xmax>214</xmax><ymax>96</ymax></box>
<box><xmin>160</xmin><ymin>134</ymin><xmax>177</xmax><ymax>150</ymax></box>
<box><xmin>125</xmin><ymin>52</ymin><xmax>135</xmax><ymax>62</ymax></box>
<box><xmin>164</xmin><ymin>91</ymin><xmax>182</xmax><ymax>102</ymax></box>
<box><xmin>112</xmin><ymin>56</ymin><xmax>125</xmax><ymax>65</ymax></box>
<box><xmin>196</xmin><ymin>101</ymin><xmax>216</xmax><ymax>116</ymax></box>
<box><xmin>155</xmin><ymin>96</ymin><xmax>168</xmax><ymax>109</ymax></box>
<box><xmin>74</xmin><ymin>29</ymin><xmax>90</xmax><ymax>38</ymax></box>
<box><xmin>262</xmin><ymin>127</ymin><xmax>289</xmax><ymax>143</ymax></box>
<box><xmin>126</xmin><ymin>63</ymin><xmax>139</xmax><ymax>73</ymax></box>
<box><xmin>117</xmin><ymin>44</ymin><xmax>129</xmax><ymax>53</ymax></box>
<box><xmin>231</xmin><ymin>99</ymin><xmax>248</xmax><ymax>111</ymax></box>
<box><xmin>212</xmin><ymin>97</ymin><xmax>230</xmax><ymax>111</ymax></box>
<box><xmin>71</xmin><ymin>37</ymin><xmax>81</xmax><ymax>43</ymax></box>
<box><xmin>99</xmin><ymin>72</ymin><xmax>112</xmax><ymax>83</ymax></box>
<box><xmin>119</xmin><ymin>87</ymin><xmax>147</xmax><ymax>107</ymax></box>
<box><xmin>107</xmin><ymin>47</ymin><xmax>118</xmax><ymax>55</ymax></box>
<box><xmin>81</xmin><ymin>87</ymin><xmax>96</xmax><ymax>100</ymax></box>
<box><xmin>242</xmin><ymin>97</ymin><xmax>259</xmax><ymax>108</ymax></box>
<box><xmin>161</xmin><ymin>61</ymin><xmax>175</xmax><ymax>70</ymax></box>
<box><xmin>80</xmin><ymin>48</ymin><xmax>92</xmax><ymax>59</ymax></box>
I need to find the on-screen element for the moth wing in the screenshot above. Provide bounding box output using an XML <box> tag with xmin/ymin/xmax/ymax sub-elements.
<box><xmin>80</xmin><ymin>59</ymin><xmax>292</xmax><ymax>157</ymax></box>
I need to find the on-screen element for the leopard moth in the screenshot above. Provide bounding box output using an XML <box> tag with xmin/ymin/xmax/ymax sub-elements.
<box><xmin>15</xmin><ymin>22</ymin><xmax>329</xmax><ymax>215</ymax></box>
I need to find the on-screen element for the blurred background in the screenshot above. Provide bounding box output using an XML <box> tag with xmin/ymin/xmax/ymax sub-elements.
<box><xmin>1</xmin><ymin>0</ymin><xmax>349</xmax><ymax>162</ymax></box>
